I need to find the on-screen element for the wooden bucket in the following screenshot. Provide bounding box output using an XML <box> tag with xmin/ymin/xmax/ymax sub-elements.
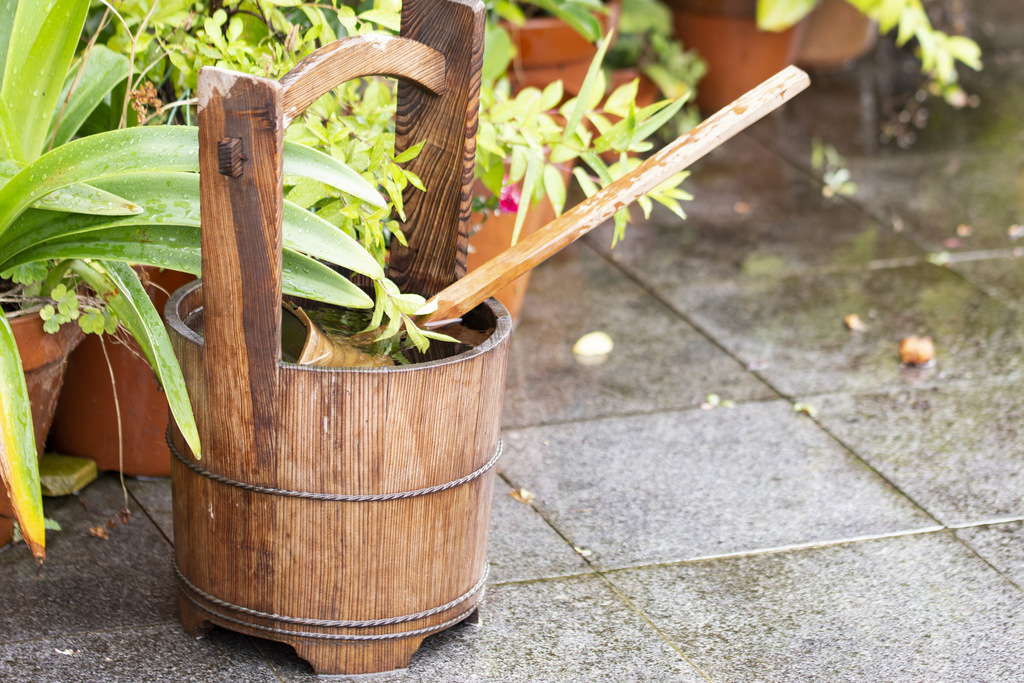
<box><xmin>165</xmin><ymin>1</ymin><xmax>507</xmax><ymax>674</ymax></box>
<box><xmin>166</xmin><ymin>286</ymin><xmax>510</xmax><ymax>674</ymax></box>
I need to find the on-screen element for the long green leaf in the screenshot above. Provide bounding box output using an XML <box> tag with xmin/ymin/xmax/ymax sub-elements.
<box><xmin>0</xmin><ymin>127</ymin><xmax>385</xmax><ymax>237</ymax></box>
<box><xmin>2</xmin><ymin>0</ymin><xmax>88</xmax><ymax>161</ymax></box>
<box><xmin>0</xmin><ymin>155</ymin><xmax>143</xmax><ymax>216</ymax></box>
<box><xmin>0</xmin><ymin>0</ymin><xmax>16</xmax><ymax>82</ymax></box>
<box><xmin>49</xmin><ymin>44</ymin><xmax>130</xmax><ymax>149</ymax></box>
<box><xmin>3</xmin><ymin>172</ymin><xmax>382</xmax><ymax>279</ymax></box>
<box><xmin>68</xmin><ymin>259</ymin><xmax>202</xmax><ymax>459</ymax></box>
<box><xmin>561</xmin><ymin>30</ymin><xmax>612</xmax><ymax>144</ymax></box>
<box><xmin>0</xmin><ymin>310</ymin><xmax>44</xmax><ymax>561</ymax></box>
<box><xmin>283</xmin><ymin>140</ymin><xmax>385</xmax><ymax>208</ymax></box>
<box><xmin>35</xmin><ymin>183</ymin><xmax>145</xmax><ymax>216</ymax></box>
<box><xmin>0</xmin><ymin>97</ymin><xmax>23</xmax><ymax>162</ymax></box>
<box><xmin>6</xmin><ymin>224</ymin><xmax>374</xmax><ymax>309</ymax></box>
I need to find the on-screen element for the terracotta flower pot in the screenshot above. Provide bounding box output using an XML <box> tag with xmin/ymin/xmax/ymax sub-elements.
<box><xmin>506</xmin><ymin>2</ymin><xmax>618</xmax><ymax>97</ymax></box>
<box><xmin>666</xmin><ymin>0</ymin><xmax>804</xmax><ymax>113</ymax></box>
<box><xmin>48</xmin><ymin>268</ymin><xmax>195</xmax><ymax>477</ymax></box>
<box><xmin>795</xmin><ymin>0</ymin><xmax>876</xmax><ymax>71</ymax></box>
<box><xmin>1</xmin><ymin>311</ymin><xmax>82</xmax><ymax>546</ymax></box>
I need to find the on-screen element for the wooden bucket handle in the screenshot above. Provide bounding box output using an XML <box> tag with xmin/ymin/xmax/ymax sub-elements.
<box><xmin>196</xmin><ymin>0</ymin><xmax>484</xmax><ymax>471</ymax></box>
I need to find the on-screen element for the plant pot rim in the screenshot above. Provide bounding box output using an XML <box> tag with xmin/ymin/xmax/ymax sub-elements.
<box><xmin>165</xmin><ymin>279</ymin><xmax>513</xmax><ymax>374</ymax></box>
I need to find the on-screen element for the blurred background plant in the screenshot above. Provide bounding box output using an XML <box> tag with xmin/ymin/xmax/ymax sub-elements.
<box><xmin>757</xmin><ymin>0</ymin><xmax>982</xmax><ymax>108</ymax></box>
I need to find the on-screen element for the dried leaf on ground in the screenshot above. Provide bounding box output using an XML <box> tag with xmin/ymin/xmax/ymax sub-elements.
<box><xmin>844</xmin><ymin>314</ymin><xmax>869</xmax><ymax>332</ymax></box>
<box><xmin>793</xmin><ymin>402</ymin><xmax>818</xmax><ymax>418</ymax></box>
<box><xmin>900</xmin><ymin>336</ymin><xmax>935</xmax><ymax>366</ymax></box>
<box><xmin>510</xmin><ymin>489</ymin><xmax>536</xmax><ymax>505</ymax></box>
<box><xmin>89</xmin><ymin>526</ymin><xmax>109</xmax><ymax>540</ymax></box>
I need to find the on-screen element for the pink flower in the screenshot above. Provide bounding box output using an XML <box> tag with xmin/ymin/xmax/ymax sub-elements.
<box><xmin>499</xmin><ymin>181</ymin><xmax>521</xmax><ymax>214</ymax></box>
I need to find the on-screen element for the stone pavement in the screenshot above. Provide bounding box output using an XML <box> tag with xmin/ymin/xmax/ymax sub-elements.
<box><xmin>2</xmin><ymin>3</ymin><xmax>1023</xmax><ymax>680</ymax></box>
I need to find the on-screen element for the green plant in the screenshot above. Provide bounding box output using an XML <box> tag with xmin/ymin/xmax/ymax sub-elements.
<box><xmin>0</xmin><ymin>0</ymin><xmax>415</xmax><ymax>564</ymax></box>
<box><xmin>756</xmin><ymin>0</ymin><xmax>982</xmax><ymax>106</ymax></box>
<box><xmin>109</xmin><ymin>1</ymin><xmax>695</xmax><ymax>247</ymax></box>
<box><xmin>603</xmin><ymin>0</ymin><xmax>705</xmax><ymax>137</ymax></box>
<box><xmin>475</xmin><ymin>35</ymin><xmax>693</xmax><ymax>245</ymax></box>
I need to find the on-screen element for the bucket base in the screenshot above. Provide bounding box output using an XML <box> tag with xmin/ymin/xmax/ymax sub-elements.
<box><xmin>177</xmin><ymin>586</ymin><xmax>480</xmax><ymax>675</ymax></box>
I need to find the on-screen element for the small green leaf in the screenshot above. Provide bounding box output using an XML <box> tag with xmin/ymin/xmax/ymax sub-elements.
<box><xmin>542</xmin><ymin>164</ymin><xmax>566</xmax><ymax>216</ymax></box>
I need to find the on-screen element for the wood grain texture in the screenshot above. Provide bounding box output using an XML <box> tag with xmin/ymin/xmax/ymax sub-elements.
<box><xmin>280</xmin><ymin>35</ymin><xmax>446</xmax><ymax>127</ymax></box>
<box><xmin>423</xmin><ymin>66</ymin><xmax>812</xmax><ymax>325</ymax></box>
<box><xmin>166</xmin><ymin>5</ymin><xmax>508</xmax><ymax>673</ymax></box>
<box><xmin>386</xmin><ymin>0</ymin><xmax>485</xmax><ymax>296</ymax></box>
<box><xmin>168</xmin><ymin>296</ymin><xmax>511</xmax><ymax>675</ymax></box>
<box><xmin>197</xmin><ymin>67</ymin><xmax>283</xmax><ymax>486</ymax></box>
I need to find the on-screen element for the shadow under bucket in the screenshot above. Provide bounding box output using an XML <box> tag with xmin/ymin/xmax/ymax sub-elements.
<box><xmin>166</xmin><ymin>279</ymin><xmax>511</xmax><ymax>674</ymax></box>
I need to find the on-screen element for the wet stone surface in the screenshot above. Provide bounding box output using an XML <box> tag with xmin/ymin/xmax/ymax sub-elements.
<box><xmin>502</xmin><ymin>241</ymin><xmax>774</xmax><ymax>429</ymax></box>
<box><xmin>956</xmin><ymin>520</ymin><xmax>1024</xmax><ymax>586</ymax></box>
<box><xmin>125</xmin><ymin>476</ymin><xmax>174</xmax><ymax>543</ymax></box>
<box><xmin>810</xmin><ymin>378</ymin><xmax>1024</xmax><ymax>525</ymax></box>
<box><xmin>950</xmin><ymin>252</ymin><xmax>1024</xmax><ymax>310</ymax></box>
<box><xmin>587</xmin><ymin>134</ymin><xmax>923</xmax><ymax>289</ymax></box>
<box><xmin>0</xmin><ymin>623</ymin><xmax>277</xmax><ymax>682</ymax></box>
<box><xmin>0</xmin><ymin>475</ymin><xmax>176</xmax><ymax>642</ymax></box>
<box><xmin>486</xmin><ymin>477</ymin><xmax>592</xmax><ymax>584</ymax></box>
<box><xmin>607</xmin><ymin>532</ymin><xmax>1024</xmax><ymax>682</ymax></box>
<box><xmin>499</xmin><ymin>401</ymin><xmax>935</xmax><ymax>570</ymax></box>
<box><xmin>256</xmin><ymin>574</ymin><xmax>704</xmax><ymax>682</ymax></box>
<box><xmin>660</xmin><ymin>263</ymin><xmax>1024</xmax><ymax>397</ymax></box>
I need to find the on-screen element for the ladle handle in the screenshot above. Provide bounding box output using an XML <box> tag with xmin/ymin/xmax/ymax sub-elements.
<box><xmin>422</xmin><ymin>65</ymin><xmax>812</xmax><ymax>326</ymax></box>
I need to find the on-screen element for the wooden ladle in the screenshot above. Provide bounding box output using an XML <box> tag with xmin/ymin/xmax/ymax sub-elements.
<box><xmin>420</xmin><ymin>65</ymin><xmax>811</xmax><ymax>327</ymax></box>
<box><xmin>298</xmin><ymin>66</ymin><xmax>811</xmax><ymax>367</ymax></box>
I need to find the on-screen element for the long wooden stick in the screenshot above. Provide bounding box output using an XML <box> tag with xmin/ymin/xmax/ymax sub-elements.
<box><xmin>421</xmin><ymin>65</ymin><xmax>811</xmax><ymax>326</ymax></box>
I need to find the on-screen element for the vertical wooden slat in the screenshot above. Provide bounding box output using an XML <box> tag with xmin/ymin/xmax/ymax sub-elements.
<box><xmin>387</xmin><ymin>0</ymin><xmax>486</xmax><ymax>296</ymax></box>
<box><xmin>196</xmin><ymin>67</ymin><xmax>283</xmax><ymax>613</ymax></box>
<box><xmin>197</xmin><ymin>67</ymin><xmax>283</xmax><ymax>485</ymax></box>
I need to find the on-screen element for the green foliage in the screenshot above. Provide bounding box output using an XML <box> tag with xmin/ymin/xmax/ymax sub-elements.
<box><xmin>605</xmin><ymin>0</ymin><xmax>706</xmax><ymax>117</ymax></box>
<box><xmin>0</xmin><ymin>0</ymin><xmax>409</xmax><ymax>561</ymax></box>
<box><xmin>811</xmin><ymin>138</ymin><xmax>857</xmax><ymax>199</ymax></box>
<box><xmin>757</xmin><ymin>0</ymin><xmax>982</xmax><ymax>107</ymax></box>
<box><xmin>476</xmin><ymin>32</ymin><xmax>694</xmax><ymax>246</ymax></box>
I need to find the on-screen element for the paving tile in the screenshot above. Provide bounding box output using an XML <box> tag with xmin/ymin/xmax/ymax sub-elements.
<box><xmin>0</xmin><ymin>475</ymin><xmax>176</xmax><ymax>642</ymax></box>
<box><xmin>125</xmin><ymin>476</ymin><xmax>173</xmax><ymax>543</ymax></box>
<box><xmin>838</xmin><ymin>150</ymin><xmax>1024</xmax><ymax>253</ymax></box>
<box><xmin>587</xmin><ymin>134</ymin><xmax>921</xmax><ymax>290</ymax></box>
<box><xmin>752</xmin><ymin>41</ymin><xmax>1024</xmax><ymax>160</ymax></box>
<box><xmin>812</xmin><ymin>379</ymin><xmax>1024</xmax><ymax>525</ymax></box>
<box><xmin>967</xmin><ymin>0</ymin><xmax>1024</xmax><ymax>55</ymax></box>
<box><xmin>608</xmin><ymin>531</ymin><xmax>1024</xmax><ymax>682</ymax></box>
<box><xmin>750</xmin><ymin>57</ymin><xmax>1024</xmax><ymax>253</ymax></box>
<box><xmin>956</xmin><ymin>520</ymin><xmax>1024</xmax><ymax>586</ymax></box>
<box><xmin>950</xmin><ymin>252</ymin><xmax>1024</xmax><ymax>309</ymax></box>
<box><xmin>498</xmin><ymin>402</ymin><xmax>935</xmax><ymax>570</ymax></box>
<box><xmin>486</xmin><ymin>477</ymin><xmax>590</xmax><ymax>584</ymax></box>
<box><xmin>664</xmin><ymin>263</ymin><xmax>1024</xmax><ymax>396</ymax></box>
<box><xmin>0</xmin><ymin>622</ymin><xmax>278</xmax><ymax>682</ymax></box>
<box><xmin>502</xmin><ymin>241</ymin><xmax>774</xmax><ymax>429</ymax></box>
<box><xmin>257</xmin><ymin>574</ymin><xmax>704</xmax><ymax>682</ymax></box>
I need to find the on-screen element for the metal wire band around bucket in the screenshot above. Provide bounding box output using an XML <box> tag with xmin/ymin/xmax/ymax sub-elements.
<box><xmin>166</xmin><ymin>429</ymin><xmax>502</xmax><ymax>501</ymax></box>
<box><xmin>179</xmin><ymin>583</ymin><xmax>481</xmax><ymax>642</ymax></box>
<box><xmin>175</xmin><ymin>563</ymin><xmax>488</xmax><ymax>630</ymax></box>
